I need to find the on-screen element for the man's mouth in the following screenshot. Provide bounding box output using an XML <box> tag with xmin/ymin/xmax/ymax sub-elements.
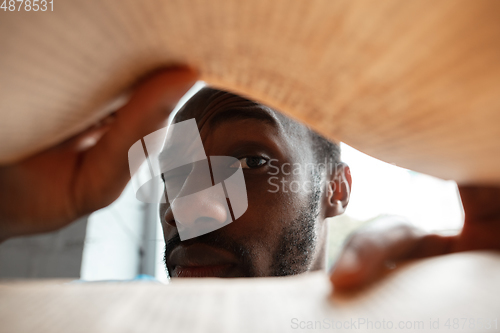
<box><xmin>168</xmin><ymin>243</ymin><xmax>241</xmax><ymax>278</ymax></box>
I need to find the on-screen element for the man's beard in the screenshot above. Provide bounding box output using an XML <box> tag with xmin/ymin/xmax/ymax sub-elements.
<box><xmin>164</xmin><ymin>180</ymin><xmax>321</xmax><ymax>277</ymax></box>
<box><xmin>269</xmin><ymin>180</ymin><xmax>321</xmax><ymax>276</ymax></box>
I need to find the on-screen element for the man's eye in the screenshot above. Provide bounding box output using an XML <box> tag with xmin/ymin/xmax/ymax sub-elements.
<box><xmin>231</xmin><ymin>156</ymin><xmax>267</xmax><ymax>169</ymax></box>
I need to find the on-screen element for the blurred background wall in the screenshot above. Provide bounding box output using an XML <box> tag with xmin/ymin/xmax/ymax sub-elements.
<box><xmin>0</xmin><ymin>217</ymin><xmax>88</xmax><ymax>278</ymax></box>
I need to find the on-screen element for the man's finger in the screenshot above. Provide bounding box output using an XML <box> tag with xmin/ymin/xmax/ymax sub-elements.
<box><xmin>331</xmin><ymin>222</ymin><xmax>424</xmax><ymax>290</ymax></box>
<box><xmin>74</xmin><ymin>66</ymin><xmax>198</xmax><ymax>213</ymax></box>
<box><xmin>66</xmin><ymin>114</ymin><xmax>116</xmax><ymax>152</ymax></box>
<box><xmin>331</xmin><ymin>223</ymin><xmax>456</xmax><ymax>291</ymax></box>
<box><xmin>91</xmin><ymin>67</ymin><xmax>198</xmax><ymax>163</ymax></box>
<box><xmin>330</xmin><ymin>236</ymin><xmax>390</xmax><ymax>290</ymax></box>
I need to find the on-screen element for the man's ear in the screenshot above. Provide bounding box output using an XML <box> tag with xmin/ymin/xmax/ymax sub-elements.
<box><xmin>324</xmin><ymin>162</ymin><xmax>351</xmax><ymax>218</ymax></box>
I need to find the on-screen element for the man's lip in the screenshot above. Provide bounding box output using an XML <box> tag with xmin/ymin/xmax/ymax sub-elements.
<box><xmin>168</xmin><ymin>243</ymin><xmax>239</xmax><ymax>277</ymax></box>
<box><xmin>173</xmin><ymin>264</ymin><xmax>235</xmax><ymax>278</ymax></box>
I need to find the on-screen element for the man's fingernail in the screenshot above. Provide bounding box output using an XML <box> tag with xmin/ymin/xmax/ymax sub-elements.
<box><xmin>333</xmin><ymin>250</ymin><xmax>361</xmax><ymax>276</ymax></box>
<box><xmin>384</xmin><ymin>260</ymin><xmax>397</xmax><ymax>270</ymax></box>
<box><xmin>93</xmin><ymin>112</ymin><xmax>117</xmax><ymax>129</ymax></box>
<box><xmin>101</xmin><ymin>113</ymin><xmax>117</xmax><ymax>125</ymax></box>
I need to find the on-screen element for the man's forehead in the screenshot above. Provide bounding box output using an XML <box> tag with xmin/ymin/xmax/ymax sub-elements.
<box><xmin>173</xmin><ymin>88</ymin><xmax>305</xmax><ymax>135</ymax></box>
<box><xmin>164</xmin><ymin>87</ymin><xmax>318</xmax><ymax>170</ymax></box>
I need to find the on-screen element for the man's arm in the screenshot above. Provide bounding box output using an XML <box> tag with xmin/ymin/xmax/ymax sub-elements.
<box><xmin>0</xmin><ymin>67</ymin><xmax>198</xmax><ymax>242</ymax></box>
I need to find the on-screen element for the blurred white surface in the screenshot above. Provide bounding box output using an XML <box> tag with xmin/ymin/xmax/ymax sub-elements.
<box><xmin>342</xmin><ymin>143</ymin><xmax>463</xmax><ymax>233</ymax></box>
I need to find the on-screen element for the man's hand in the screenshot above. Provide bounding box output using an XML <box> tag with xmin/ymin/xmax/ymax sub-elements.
<box><xmin>330</xmin><ymin>185</ymin><xmax>500</xmax><ymax>291</ymax></box>
<box><xmin>0</xmin><ymin>67</ymin><xmax>198</xmax><ymax>242</ymax></box>
<box><xmin>330</xmin><ymin>216</ymin><xmax>455</xmax><ymax>291</ymax></box>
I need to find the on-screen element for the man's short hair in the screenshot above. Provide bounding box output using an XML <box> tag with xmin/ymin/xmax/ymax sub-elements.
<box><xmin>310</xmin><ymin>131</ymin><xmax>341</xmax><ymax>170</ymax></box>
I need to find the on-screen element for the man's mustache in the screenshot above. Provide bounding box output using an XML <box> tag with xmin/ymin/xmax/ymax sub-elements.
<box><xmin>165</xmin><ymin>232</ymin><xmax>182</xmax><ymax>254</ymax></box>
<box><xmin>165</xmin><ymin>229</ymin><xmax>237</xmax><ymax>257</ymax></box>
<box><xmin>164</xmin><ymin>228</ymin><xmax>256</xmax><ymax>276</ymax></box>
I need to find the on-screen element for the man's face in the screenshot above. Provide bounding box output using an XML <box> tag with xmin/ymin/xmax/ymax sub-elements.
<box><xmin>159</xmin><ymin>88</ymin><xmax>343</xmax><ymax>278</ymax></box>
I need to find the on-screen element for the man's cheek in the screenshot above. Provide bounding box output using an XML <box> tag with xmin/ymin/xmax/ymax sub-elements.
<box><xmin>230</xmin><ymin>188</ymin><xmax>277</xmax><ymax>234</ymax></box>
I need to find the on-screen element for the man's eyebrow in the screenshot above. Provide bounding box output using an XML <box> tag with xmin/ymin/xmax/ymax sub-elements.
<box><xmin>157</xmin><ymin>107</ymin><xmax>279</xmax><ymax>166</ymax></box>
<box><xmin>208</xmin><ymin>107</ymin><xmax>279</xmax><ymax>130</ymax></box>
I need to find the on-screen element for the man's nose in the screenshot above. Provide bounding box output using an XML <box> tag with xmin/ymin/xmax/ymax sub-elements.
<box><xmin>169</xmin><ymin>184</ymin><xmax>229</xmax><ymax>228</ymax></box>
<box><xmin>163</xmin><ymin>161</ymin><xmax>230</xmax><ymax>228</ymax></box>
